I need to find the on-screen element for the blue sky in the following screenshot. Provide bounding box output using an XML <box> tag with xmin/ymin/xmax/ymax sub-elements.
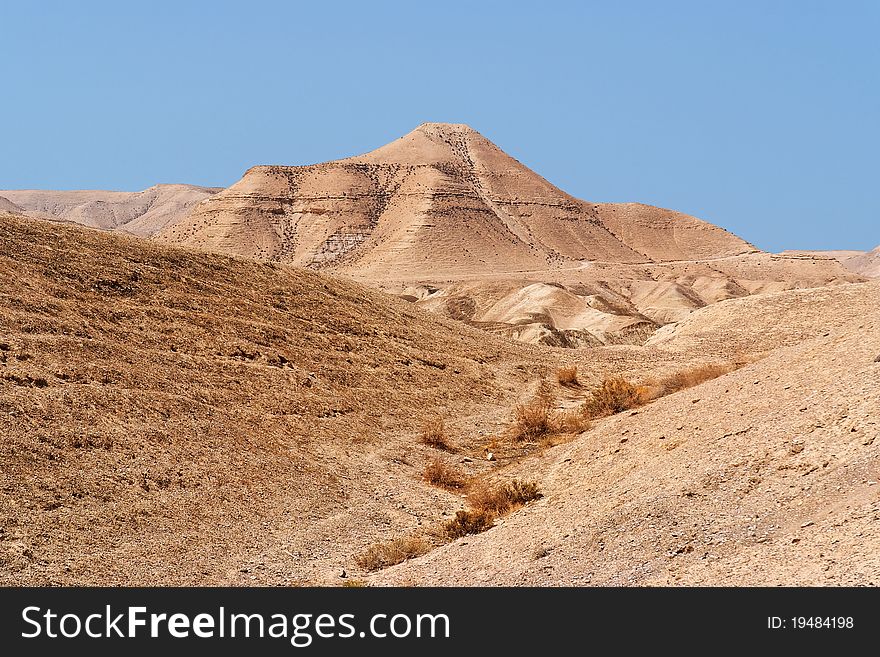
<box><xmin>0</xmin><ymin>1</ymin><xmax>877</xmax><ymax>250</ymax></box>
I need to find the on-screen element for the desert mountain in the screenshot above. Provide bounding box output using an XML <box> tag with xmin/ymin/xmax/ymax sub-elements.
<box><xmin>3</xmin><ymin>211</ymin><xmax>877</xmax><ymax>586</ymax></box>
<box><xmin>844</xmin><ymin>245</ymin><xmax>880</xmax><ymax>278</ymax></box>
<box><xmin>0</xmin><ymin>184</ymin><xmax>219</xmax><ymax>236</ymax></box>
<box><xmin>781</xmin><ymin>248</ymin><xmax>879</xmax><ymax>279</ymax></box>
<box><xmin>0</xmin><ymin>196</ymin><xmax>23</xmax><ymax>214</ymax></box>
<box><xmin>155</xmin><ymin>123</ymin><xmax>861</xmax><ymax>346</ymax></box>
<box><xmin>157</xmin><ymin>123</ymin><xmax>755</xmax><ymax>273</ymax></box>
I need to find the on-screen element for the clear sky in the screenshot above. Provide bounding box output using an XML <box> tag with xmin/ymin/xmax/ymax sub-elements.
<box><xmin>1</xmin><ymin>1</ymin><xmax>877</xmax><ymax>251</ymax></box>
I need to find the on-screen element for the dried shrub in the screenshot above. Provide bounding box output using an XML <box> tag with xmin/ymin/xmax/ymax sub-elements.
<box><xmin>582</xmin><ymin>377</ymin><xmax>646</xmax><ymax>418</ymax></box>
<box><xmin>556</xmin><ymin>365</ymin><xmax>579</xmax><ymax>387</ymax></box>
<box><xmin>355</xmin><ymin>536</ymin><xmax>429</xmax><ymax>572</ymax></box>
<box><xmin>468</xmin><ymin>479</ymin><xmax>542</xmax><ymax>516</ymax></box>
<box><xmin>648</xmin><ymin>363</ymin><xmax>738</xmax><ymax>398</ymax></box>
<box><xmin>423</xmin><ymin>458</ymin><xmax>466</xmax><ymax>490</ymax></box>
<box><xmin>555</xmin><ymin>407</ymin><xmax>591</xmax><ymax>434</ymax></box>
<box><xmin>512</xmin><ymin>381</ymin><xmax>555</xmax><ymax>441</ymax></box>
<box><xmin>419</xmin><ymin>417</ymin><xmax>454</xmax><ymax>451</ymax></box>
<box><xmin>444</xmin><ymin>510</ymin><xmax>495</xmax><ymax>539</ymax></box>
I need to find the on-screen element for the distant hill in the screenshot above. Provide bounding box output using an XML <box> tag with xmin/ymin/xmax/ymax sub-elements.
<box><xmin>156</xmin><ymin>123</ymin><xmax>756</xmax><ymax>276</ymax></box>
<box><xmin>0</xmin><ymin>184</ymin><xmax>220</xmax><ymax>236</ymax></box>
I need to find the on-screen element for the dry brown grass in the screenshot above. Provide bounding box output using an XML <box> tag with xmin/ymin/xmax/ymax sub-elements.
<box><xmin>355</xmin><ymin>535</ymin><xmax>429</xmax><ymax>572</ymax></box>
<box><xmin>468</xmin><ymin>479</ymin><xmax>542</xmax><ymax>515</ymax></box>
<box><xmin>419</xmin><ymin>416</ymin><xmax>454</xmax><ymax>451</ymax></box>
<box><xmin>556</xmin><ymin>365</ymin><xmax>580</xmax><ymax>387</ymax></box>
<box><xmin>510</xmin><ymin>378</ymin><xmax>592</xmax><ymax>444</ymax></box>
<box><xmin>579</xmin><ymin>363</ymin><xmax>740</xmax><ymax>420</ymax></box>
<box><xmin>647</xmin><ymin>363</ymin><xmax>738</xmax><ymax>398</ymax></box>
<box><xmin>423</xmin><ymin>458</ymin><xmax>466</xmax><ymax>490</ymax></box>
<box><xmin>511</xmin><ymin>381</ymin><xmax>555</xmax><ymax>441</ymax></box>
<box><xmin>581</xmin><ymin>377</ymin><xmax>648</xmax><ymax>418</ymax></box>
<box><xmin>555</xmin><ymin>407</ymin><xmax>592</xmax><ymax>434</ymax></box>
<box><xmin>443</xmin><ymin>510</ymin><xmax>495</xmax><ymax>539</ymax></box>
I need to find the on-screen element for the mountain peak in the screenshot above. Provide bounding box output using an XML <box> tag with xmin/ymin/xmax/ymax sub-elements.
<box><xmin>414</xmin><ymin>122</ymin><xmax>477</xmax><ymax>135</ymax></box>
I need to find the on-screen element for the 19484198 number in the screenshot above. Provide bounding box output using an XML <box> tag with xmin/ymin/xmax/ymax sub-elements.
<box><xmin>768</xmin><ymin>616</ymin><xmax>854</xmax><ymax>629</ymax></box>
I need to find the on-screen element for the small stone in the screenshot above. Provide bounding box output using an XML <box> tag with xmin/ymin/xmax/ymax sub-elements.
<box><xmin>339</xmin><ymin>569</ymin><xmax>347</xmax><ymax>579</ymax></box>
<box><xmin>461</xmin><ymin>457</ymin><xmax>473</xmax><ymax>463</ymax></box>
<box><xmin>485</xmin><ymin>451</ymin><xmax>496</xmax><ymax>461</ymax></box>
<box><xmin>801</xmin><ymin>521</ymin><xmax>814</xmax><ymax>528</ymax></box>
<box><xmin>874</xmin><ymin>355</ymin><xmax>880</xmax><ymax>363</ymax></box>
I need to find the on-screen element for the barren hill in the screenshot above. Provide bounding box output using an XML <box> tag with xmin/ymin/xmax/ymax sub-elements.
<box><xmin>2</xmin><ymin>212</ymin><xmax>877</xmax><ymax>586</ymax></box>
<box><xmin>0</xmin><ymin>184</ymin><xmax>219</xmax><ymax>236</ymax></box>
<box><xmin>0</xmin><ymin>211</ymin><xmax>552</xmax><ymax>584</ymax></box>
<box><xmin>0</xmin><ymin>196</ymin><xmax>23</xmax><ymax>214</ymax></box>
<box><xmin>154</xmin><ymin>124</ymin><xmax>860</xmax><ymax>346</ymax></box>
<box><xmin>845</xmin><ymin>245</ymin><xmax>880</xmax><ymax>278</ymax></box>
<box><xmin>157</xmin><ymin>123</ymin><xmax>755</xmax><ymax>274</ymax></box>
<box><xmin>781</xmin><ymin>248</ymin><xmax>880</xmax><ymax>279</ymax></box>
<box><xmin>375</xmin><ymin>281</ymin><xmax>880</xmax><ymax>586</ymax></box>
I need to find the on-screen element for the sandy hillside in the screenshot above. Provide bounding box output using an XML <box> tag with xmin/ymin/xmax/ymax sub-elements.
<box><xmin>781</xmin><ymin>248</ymin><xmax>880</xmax><ymax>278</ymax></box>
<box><xmin>375</xmin><ymin>281</ymin><xmax>880</xmax><ymax>586</ymax></box>
<box><xmin>0</xmin><ymin>211</ymin><xmax>651</xmax><ymax>585</ymax></box>
<box><xmin>0</xmin><ymin>197</ymin><xmax>23</xmax><ymax>214</ymax></box>
<box><xmin>845</xmin><ymin>245</ymin><xmax>880</xmax><ymax>278</ymax></box>
<box><xmin>154</xmin><ymin>124</ymin><xmax>861</xmax><ymax>346</ymax></box>
<box><xmin>0</xmin><ymin>184</ymin><xmax>219</xmax><ymax>236</ymax></box>
<box><xmin>2</xmin><ymin>212</ymin><xmax>877</xmax><ymax>586</ymax></box>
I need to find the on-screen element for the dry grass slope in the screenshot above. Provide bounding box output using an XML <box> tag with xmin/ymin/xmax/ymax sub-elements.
<box><xmin>0</xmin><ymin>212</ymin><xmax>545</xmax><ymax>585</ymax></box>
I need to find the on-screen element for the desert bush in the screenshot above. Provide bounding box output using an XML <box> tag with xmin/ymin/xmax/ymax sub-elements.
<box><xmin>581</xmin><ymin>377</ymin><xmax>647</xmax><ymax>418</ymax></box>
<box><xmin>444</xmin><ymin>509</ymin><xmax>495</xmax><ymax>539</ymax></box>
<box><xmin>423</xmin><ymin>457</ymin><xmax>466</xmax><ymax>490</ymax></box>
<box><xmin>419</xmin><ymin>416</ymin><xmax>454</xmax><ymax>451</ymax></box>
<box><xmin>355</xmin><ymin>536</ymin><xmax>429</xmax><ymax>572</ymax></box>
<box><xmin>468</xmin><ymin>479</ymin><xmax>542</xmax><ymax>515</ymax></box>
<box><xmin>556</xmin><ymin>365</ymin><xmax>579</xmax><ymax>387</ymax></box>
<box><xmin>511</xmin><ymin>381</ymin><xmax>555</xmax><ymax>441</ymax></box>
<box><xmin>555</xmin><ymin>407</ymin><xmax>591</xmax><ymax>434</ymax></box>
<box><xmin>649</xmin><ymin>363</ymin><xmax>737</xmax><ymax>398</ymax></box>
